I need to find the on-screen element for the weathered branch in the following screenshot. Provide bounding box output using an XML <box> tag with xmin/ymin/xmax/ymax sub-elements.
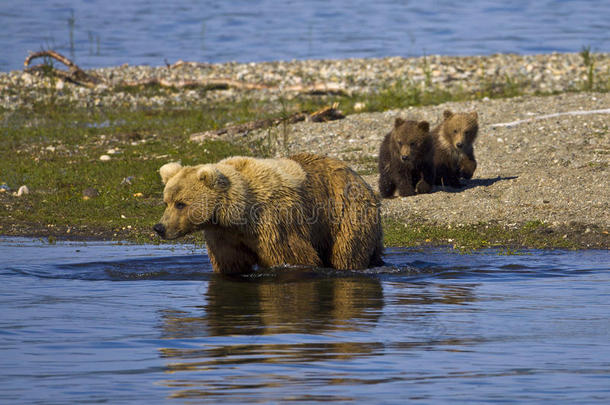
<box><xmin>24</xmin><ymin>50</ymin><xmax>102</xmax><ymax>88</ymax></box>
<box><xmin>189</xmin><ymin>103</ymin><xmax>344</xmax><ymax>142</ymax></box>
<box><xmin>118</xmin><ymin>78</ymin><xmax>268</xmax><ymax>91</ymax></box>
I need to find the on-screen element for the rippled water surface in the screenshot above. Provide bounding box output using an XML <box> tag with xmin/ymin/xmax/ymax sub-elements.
<box><xmin>1</xmin><ymin>238</ymin><xmax>609</xmax><ymax>403</ymax></box>
<box><xmin>2</xmin><ymin>0</ymin><xmax>609</xmax><ymax>71</ymax></box>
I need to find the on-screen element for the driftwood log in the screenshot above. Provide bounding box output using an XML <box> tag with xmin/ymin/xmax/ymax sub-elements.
<box><xmin>24</xmin><ymin>50</ymin><xmax>103</xmax><ymax>88</ymax></box>
<box><xmin>23</xmin><ymin>50</ymin><xmax>348</xmax><ymax>95</ymax></box>
<box><xmin>189</xmin><ymin>103</ymin><xmax>345</xmax><ymax>142</ymax></box>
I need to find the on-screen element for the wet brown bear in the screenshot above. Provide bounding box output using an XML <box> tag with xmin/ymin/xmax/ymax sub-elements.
<box><xmin>432</xmin><ymin>110</ymin><xmax>479</xmax><ymax>188</ymax></box>
<box><xmin>154</xmin><ymin>153</ymin><xmax>383</xmax><ymax>274</ymax></box>
<box><xmin>378</xmin><ymin>118</ymin><xmax>435</xmax><ymax>198</ymax></box>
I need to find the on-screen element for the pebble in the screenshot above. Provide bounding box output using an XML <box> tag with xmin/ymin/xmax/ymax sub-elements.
<box><xmin>16</xmin><ymin>185</ymin><xmax>29</xmax><ymax>196</ymax></box>
<box><xmin>121</xmin><ymin>176</ymin><xmax>135</xmax><ymax>185</ymax></box>
<box><xmin>82</xmin><ymin>187</ymin><xmax>100</xmax><ymax>199</ymax></box>
<box><xmin>99</xmin><ymin>154</ymin><xmax>111</xmax><ymax>161</ymax></box>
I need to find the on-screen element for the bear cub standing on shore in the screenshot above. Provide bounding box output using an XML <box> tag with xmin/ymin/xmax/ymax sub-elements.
<box><xmin>432</xmin><ymin>110</ymin><xmax>479</xmax><ymax>188</ymax></box>
<box><xmin>378</xmin><ymin>118</ymin><xmax>435</xmax><ymax>198</ymax></box>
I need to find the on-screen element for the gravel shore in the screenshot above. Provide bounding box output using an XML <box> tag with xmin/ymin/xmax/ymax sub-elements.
<box><xmin>1</xmin><ymin>52</ymin><xmax>608</xmax><ymax>110</ymax></box>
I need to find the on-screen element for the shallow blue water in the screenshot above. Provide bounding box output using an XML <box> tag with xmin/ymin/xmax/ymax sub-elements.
<box><xmin>0</xmin><ymin>238</ymin><xmax>609</xmax><ymax>403</ymax></box>
<box><xmin>1</xmin><ymin>0</ymin><xmax>609</xmax><ymax>71</ymax></box>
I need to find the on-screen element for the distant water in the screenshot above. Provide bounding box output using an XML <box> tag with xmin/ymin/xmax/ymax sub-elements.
<box><xmin>1</xmin><ymin>0</ymin><xmax>609</xmax><ymax>72</ymax></box>
<box><xmin>1</xmin><ymin>238</ymin><xmax>609</xmax><ymax>403</ymax></box>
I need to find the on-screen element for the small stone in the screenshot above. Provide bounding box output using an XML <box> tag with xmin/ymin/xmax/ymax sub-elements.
<box><xmin>45</xmin><ymin>146</ymin><xmax>56</xmax><ymax>152</ymax></box>
<box><xmin>107</xmin><ymin>148</ymin><xmax>118</xmax><ymax>154</ymax></box>
<box><xmin>17</xmin><ymin>185</ymin><xmax>29</xmax><ymax>196</ymax></box>
<box><xmin>83</xmin><ymin>187</ymin><xmax>100</xmax><ymax>199</ymax></box>
<box><xmin>121</xmin><ymin>176</ymin><xmax>135</xmax><ymax>185</ymax></box>
<box><xmin>99</xmin><ymin>154</ymin><xmax>111</xmax><ymax>161</ymax></box>
<box><xmin>354</xmin><ymin>102</ymin><xmax>366</xmax><ymax>111</ymax></box>
<box><xmin>55</xmin><ymin>80</ymin><xmax>65</xmax><ymax>90</ymax></box>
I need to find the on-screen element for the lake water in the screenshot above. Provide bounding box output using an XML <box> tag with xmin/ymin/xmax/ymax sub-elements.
<box><xmin>2</xmin><ymin>0</ymin><xmax>609</xmax><ymax>72</ymax></box>
<box><xmin>1</xmin><ymin>238</ymin><xmax>609</xmax><ymax>403</ymax></box>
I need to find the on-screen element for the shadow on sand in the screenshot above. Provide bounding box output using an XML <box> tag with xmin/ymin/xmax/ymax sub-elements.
<box><xmin>434</xmin><ymin>175</ymin><xmax>518</xmax><ymax>193</ymax></box>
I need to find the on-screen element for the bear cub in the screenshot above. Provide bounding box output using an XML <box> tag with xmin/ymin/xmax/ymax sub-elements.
<box><xmin>432</xmin><ymin>110</ymin><xmax>479</xmax><ymax>188</ymax></box>
<box><xmin>378</xmin><ymin>118</ymin><xmax>435</xmax><ymax>198</ymax></box>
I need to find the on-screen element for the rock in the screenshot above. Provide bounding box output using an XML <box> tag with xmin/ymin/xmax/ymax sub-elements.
<box><xmin>354</xmin><ymin>102</ymin><xmax>366</xmax><ymax>112</ymax></box>
<box><xmin>99</xmin><ymin>154</ymin><xmax>111</xmax><ymax>161</ymax></box>
<box><xmin>17</xmin><ymin>185</ymin><xmax>29</xmax><ymax>196</ymax></box>
<box><xmin>83</xmin><ymin>187</ymin><xmax>100</xmax><ymax>199</ymax></box>
<box><xmin>121</xmin><ymin>176</ymin><xmax>135</xmax><ymax>185</ymax></box>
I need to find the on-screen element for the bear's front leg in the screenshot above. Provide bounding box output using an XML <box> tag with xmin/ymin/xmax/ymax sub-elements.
<box><xmin>459</xmin><ymin>154</ymin><xmax>477</xmax><ymax>180</ymax></box>
<box><xmin>378</xmin><ymin>171</ymin><xmax>396</xmax><ymax>198</ymax></box>
<box><xmin>204</xmin><ymin>230</ymin><xmax>258</xmax><ymax>274</ymax></box>
<box><xmin>415</xmin><ymin>163</ymin><xmax>435</xmax><ymax>194</ymax></box>
<box><xmin>396</xmin><ymin>176</ymin><xmax>415</xmax><ymax>197</ymax></box>
<box><xmin>415</xmin><ymin>177</ymin><xmax>432</xmax><ymax>194</ymax></box>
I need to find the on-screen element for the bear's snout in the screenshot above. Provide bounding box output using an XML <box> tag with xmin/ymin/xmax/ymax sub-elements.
<box><xmin>401</xmin><ymin>155</ymin><xmax>409</xmax><ymax>162</ymax></box>
<box><xmin>153</xmin><ymin>223</ymin><xmax>166</xmax><ymax>237</ymax></box>
<box><xmin>456</xmin><ymin>141</ymin><xmax>464</xmax><ymax>149</ymax></box>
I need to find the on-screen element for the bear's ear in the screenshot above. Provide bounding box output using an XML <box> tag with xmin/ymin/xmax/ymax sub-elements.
<box><xmin>443</xmin><ymin>110</ymin><xmax>454</xmax><ymax>120</ymax></box>
<box><xmin>197</xmin><ymin>166</ymin><xmax>230</xmax><ymax>190</ymax></box>
<box><xmin>469</xmin><ymin>111</ymin><xmax>478</xmax><ymax>120</ymax></box>
<box><xmin>159</xmin><ymin>162</ymin><xmax>182</xmax><ymax>185</ymax></box>
<box><xmin>417</xmin><ymin>121</ymin><xmax>430</xmax><ymax>132</ymax></box>
<box><xmin>394</xmin><ymin>117</ymin><xmax>405</xmax><ymax>128</ymax></box>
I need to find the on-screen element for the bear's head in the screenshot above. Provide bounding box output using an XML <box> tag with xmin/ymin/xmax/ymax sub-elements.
<box><xmin>391</xmin><ymin>118</ymin><xmax>431</xmax><ymax>164</ymax></box>
<box><xmin>440</xmin><ymin>110</ymin><xmax>478</xmax><ymax>152</ymax></box>
<box><xmin>153</xmin><ymin>162</ymin><xmax>240</xmax><ymax>240</ymax></box>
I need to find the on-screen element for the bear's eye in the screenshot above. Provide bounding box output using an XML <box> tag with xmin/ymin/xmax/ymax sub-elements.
<box><xmin>397</xmin><ymin>141</ymin><xmax>402</xmax><ymax>146</ymax></box>
<box><xmin>453</xmin><ymin>129</ymin><xmax>458</xmax><ymax>134</ymax></box>
<box><xmin>175</xmin><ymin>202</ymin><xmax>187</xmax><ymax>210</ymax></box>
<box><xmin>410</xmin><ymin>141</ymin><xmax>416</xmax><ymax>147</ymax></box>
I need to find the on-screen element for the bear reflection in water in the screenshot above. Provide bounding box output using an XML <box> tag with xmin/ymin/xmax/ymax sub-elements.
<box><xmin>157</xmin><ymin>275</ymin><xmax>477</xmax><ymax>384</ymax></box>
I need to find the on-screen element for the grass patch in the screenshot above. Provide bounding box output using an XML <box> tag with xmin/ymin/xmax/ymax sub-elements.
<box><xmin>0</xmin><ymin>100</ymin><xmax>258</xmax><ymax>240</ymax></box>
<box><xmin>383</xmin><ymin>218</ymin><xmax>581</xmax><ymax>250</ymax></box>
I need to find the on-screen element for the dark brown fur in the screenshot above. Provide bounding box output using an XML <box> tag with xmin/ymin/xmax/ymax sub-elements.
<box><xmin>432</xmin><ymin>110</ymin><xmax>479</xmax><ymax>188</ymax></box>
<box><xmin>378</xmin><ymin>118</ymin><xmax>435</xmax><ymax>198</ymax></box>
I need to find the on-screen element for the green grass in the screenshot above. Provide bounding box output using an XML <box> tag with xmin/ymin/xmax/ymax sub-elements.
<box><xmin>383</xmin><ymin>219</ymin><xmax>580</xmax><ymax>250</ymax></box>
<box><xmin>0</xmin><ymin>99</ymin><xmax>258</xmax><ymax>240</ymax></box>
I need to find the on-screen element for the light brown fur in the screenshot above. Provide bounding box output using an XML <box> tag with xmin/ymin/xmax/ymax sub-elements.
<box><xmin>432</xmin><ymin>110</ymin><xmax>479</xmax><ymax>188</ymax></box>
<box><xmin>154</xmin><ymin>153</ymin><xmax>383</xmax><ymax>274</ymax></box>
